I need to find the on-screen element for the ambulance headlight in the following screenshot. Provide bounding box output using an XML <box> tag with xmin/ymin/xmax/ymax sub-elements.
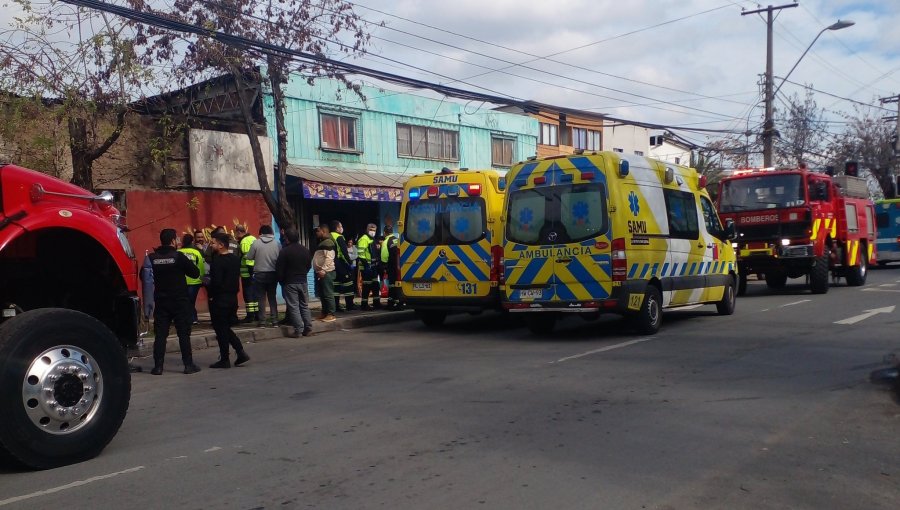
<box><xmin>731</xmin><ymin>242</ymin><xmax>738</xmax><ymax>249</ymax></box>
<box><xmin>781</xmin><ymin>238</ymin><xmax>790</xmax><ymax>246</ymax></box>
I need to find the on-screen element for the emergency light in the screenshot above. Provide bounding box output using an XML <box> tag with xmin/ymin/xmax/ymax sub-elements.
<box><xmin>427</xmin><ymin>186</ymin><xmax>439</xmax><ymax>198</ymax></box>
<box><xmin>408</xmin><ymin>188</ymin><xmax>421</xmax><ymax>200</ymax></box>
<box><xmin>467</xmin><ymin>183</ymin><xmax>482</xmax><ymax>196</ymax></box>
<box><xmin>446</xmin><ymin>185</ymin><xmax>460</xmax><ymax>196</ymax></box>
<box><xmin>581</xmin><ymin>171</ymin><xmax>595</xmax><ymax>180</ymax></box>
<box><xmin>534</xmin><ymin>176</ymin><xmax>547</xmax><ymax>185</ymax></box>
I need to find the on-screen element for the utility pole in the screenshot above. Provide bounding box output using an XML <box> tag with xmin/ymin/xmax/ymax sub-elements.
<box><xmin>880</xmin><ymin>94</ymin><xmax>900</xmax><ymax>197</ymax></box>
<box><xmin>743</xmin><ymin>3</ymin><xmax>798</xmax><ymax>168</ymax></box>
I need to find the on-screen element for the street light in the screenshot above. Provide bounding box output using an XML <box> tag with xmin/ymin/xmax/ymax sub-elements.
<box><xmin>753</xmin><ymin>12</ymin><xmax>855</xmax><ymax>167</ymax></box>
<box><xmin>772</xmin><ymin>20</ymin><xmax>855</xmax><ymax>99</ymax></box>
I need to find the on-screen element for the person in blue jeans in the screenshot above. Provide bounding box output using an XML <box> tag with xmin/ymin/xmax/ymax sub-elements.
<box><xmin>276</xmin><ymin>228</ymin><xmax>313</xmax><ymax>337</ymax></box>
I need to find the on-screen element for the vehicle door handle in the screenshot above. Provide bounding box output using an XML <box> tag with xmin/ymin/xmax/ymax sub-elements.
<box><xmin>707</xmin><ymin>244</ymin><xmax>714</xmax><ymax>249</ymax></box>
<box><xmin>556</xmin><ymin>258</ymin><xmax>572</xmax><ymax>263</ymax></box>
<box><xmin>697</xmin><ymin>243</ymin><xmax>705</xmax><ymax>249</ymax></box>
<box><xmin>446</xmin><ymin>259</ymin><xmax>461</xmax><ymax>265</ymax></box>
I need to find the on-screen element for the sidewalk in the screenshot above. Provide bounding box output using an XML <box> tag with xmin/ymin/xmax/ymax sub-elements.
<box><xmin>129</xmin><ymin>299</ymin><xmax>415</xmax><ymax>358</ymax></box>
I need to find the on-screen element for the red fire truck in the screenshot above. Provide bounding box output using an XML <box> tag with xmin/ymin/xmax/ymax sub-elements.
<box><xmin>717</xmin><ymin>167</ymin><xmax>877</xmax><ymax>295</ymax></box>
<box><xmin>0</xmin><ymin>163</ymin><xmax>138</xmax><ymax>469</ymax></box>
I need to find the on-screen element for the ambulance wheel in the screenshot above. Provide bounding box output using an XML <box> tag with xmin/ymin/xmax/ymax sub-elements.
<box><xmin>0</xmin><ymin>309</ymin><xmax>131</xmax><ymax>469</ymax></box>
<box><xmin>809</xmin><ymin>251</ymin><xmax>830</xmax><ymax>294</ymax></box>
<box><xmin>737</xmin><ymin>273</ymin><xmax>748</xmax><ymax>296</ymax></box>
<box><xmin>845</xmin><ymin>251</ymin><xmax>867</xmax><ymax>286</ymax></box>
<box><xmin>417</xmin><ymin>310</ymin><xmax>446</xmax><ymax>329</ymax></box>
<box><xmin>716</xmin><ymin>277</ymin><xmax>737</xmax><ymax>315</ymax></box>
<box><xmin>632</xmin><ymin>287</ymin><xmax>662</xmax><ymax>335</ymax></box>
<box><xmin>525</xmin><ymin>314</ymin><xmax>556</xmax><ymax>335</ymax></box>
<box><xmin>765</xmin><ymin>272</ymin><xmax>787</xmax><ymax>289</ymax></box>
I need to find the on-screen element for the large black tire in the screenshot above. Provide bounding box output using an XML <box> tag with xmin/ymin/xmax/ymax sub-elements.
<box><xmin>845</xmin><ymin>248</ymin><xmax>868</xmax><ymax>286</ymax></box>
<box><xmin>417</xmin><ymin>310</ymin><xmax>447</xmax><ymax>329</ymax></box>
<box><xmin>524</xmin><ymin>313</ymin><xmax>557</xmax><ymax>335</ymax></box>
<box><xmin>737</xmin><ymin>272</ymin><xmax>748</xmax><ymax>296</ymax></box>
<box><xmin>0</xmin><ymin>309</ymin><xmax>130</xmax><ymax>469</ymax></box>
<box><xmin>632</xmin><ymin>286</ymin><xmax>662</xmax><ymax>335</ymax></box>
<box><xmin>716</xmin><ymin>277</ymin><xmax>737</xmax><ymax>315</ymax></box>
<box><xmin>809</xmin><ymin>250</ymin><xmax>830</xmax><ymax>294</ymax></box>
<box><xmin>765</xmin><ymin>271</ymin><xmax>787</xmax><ymax>289</ymax></box>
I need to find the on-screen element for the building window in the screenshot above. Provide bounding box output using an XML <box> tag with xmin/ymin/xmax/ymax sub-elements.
<box><xmin>539</xmin><ymin>123</ymin><xmax>558</xmax><ymax>146</ymax></box>
<box><xmin>572</xmin><ymin>128</ymin><xmax>601</xmax><ymax>151</ymax></box>
<box><xmin>491</xmin><ymin>137</ymin><xmax>515</xmax><ymax>167</ymax></box>
<box><xmin>320</xmin><ymin>112</ymin><xmax>359</xmax><ymax>152</ymax></box>
<box><xmin>634</xmin><ymin>150</ymin><xmax>644</xmax><ymax>156</ymax></box>
<box><xmin>397</xmin><ymin>123</ymin><xmax>458</xmax><ymax>161</ymax></box>
<box><xmin>674</xmin><ymin>157</ymin><xmax>681</xmax><ymax>165</ymax></box>
<box><xmin>613</xmin><ymin>148</ymin><xmax>624</xmax><ymax>153</ymax></box>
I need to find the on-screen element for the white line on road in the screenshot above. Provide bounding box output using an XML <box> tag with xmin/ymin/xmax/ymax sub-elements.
<box><xmin>780</xmin><ymin>300</ymin><xmax>811</xmax><ymax>307</ymax></box>
<box><xmin>861</xmin><ymin>288</ymin><xmax>900</xmax><ymax>293</ymax></box>
<box><xmin>204</xmin><ymin>446</ymin><xmax>222</xmax><ymax>453</ymax></box>
<box><xmin>879</xmin><ymin>283</ymin><xmax>897</xmax><ymax>287</ymax></box>
<box><xmin>0</xmin><ymin>466</ymin><xmax>144</xmax><ymax>507</ymax></box>
<box><xmin>834</xmin><ymin>306</ymin><xmax>896</xmax><ymax>325</ymax></box>
<box><xmin>552</xmin><ymin>338</ymin><xmax>655</xmax><ymax>364</ymax></box>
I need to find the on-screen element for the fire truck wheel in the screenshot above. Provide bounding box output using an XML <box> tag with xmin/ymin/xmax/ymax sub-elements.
<box><xmin>632</xmin><ymin>286</ymin><xmax>662</xmax><ymax>335</ymax></box>
<box><xmin>810</xmin><ymin>250</ymin><xmax>830</xmax><ymax>294</ymax></box>
<box><xmin>525</xmin><ymin>313</ymin><xmax>557</xmax><ymax>335</ymax></box>
<box><xmin>765</xmin><ymin>272</ymin><xmax>787</xmax><ymax>289</ymax></box>
<box><xmin>0</xmin><ymin>309</ymin><xmax>130</xmax><ymax>469</ymax></box>
<box><xmin>716</xmin><ymin>277</ymin><xmax>736</xmax><ymax>315</ymax></box>
<box><xmin>845</xmin><ymin>251</ymin><xmax>868</xmax><ymax>286</ymax></box>
<box><xmin>417</xmin><ymin>310</ymin><xmax>447</xmax><ymax>329</ymax></box>
<box><xmin>737</xmin><ymin>273</ymin><xmax>748</xmax><ymax>296</ymax></box>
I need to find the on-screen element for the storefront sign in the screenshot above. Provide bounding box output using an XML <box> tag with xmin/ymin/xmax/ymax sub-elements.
<box><xmin>302</xmin><ymin>180</ymin><xmax>402</xmax><ymax>202</ymax></box>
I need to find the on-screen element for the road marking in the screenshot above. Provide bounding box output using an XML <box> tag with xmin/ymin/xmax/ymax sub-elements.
<box><xmin>879</xmin><ymin>283</ymin><xmax>897</xmax><ymax>287</ymax></box>
<box><xmin>553</xmin><ymin>338</ymin><xmax>655</xmax><ymax>364</ymax></box>
<box><xmin>204</xmin><ymin>446</ymin><xmax>222</xmax><ymax>453</ymax></box>
<box><xmin>834</xmin><ymin>306</ymin><xmax>896</xmax><ymax>325</ymax></box>
<box><xmin>861</xmin><ymin>288</ymin><xmax>900</xmax><ymax>293</ymax></box>
<box><xmin>780</xmin><ymin>300</ymin><xmax>811</xmax><ymax>307</ymax></box>
<box><xmin>0</xmin><ymin>466</ymin><xmax>144</xmax><ymax>507</ymax></box>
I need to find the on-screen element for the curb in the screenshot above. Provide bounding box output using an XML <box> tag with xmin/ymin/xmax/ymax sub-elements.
<box><xmin>129</xmin><ymin>310</ymin><xmax>417</xmax><ymax>358</ymax></box>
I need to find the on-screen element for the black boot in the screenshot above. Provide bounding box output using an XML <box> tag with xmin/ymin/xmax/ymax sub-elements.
<box><xmin>151</xmin><ymin>359</ymin><xmax>164</xmax><ymax>375</ymax></box>
<box><xmin>183</xmin><ymin>363</ymin><xmax>201</xmax><ymax>375</ymax></box>
<box><xmin>234</xmin><ymin>351</ymin><xmax>250</xmax><ymax>367</ymax></box>
<box><xmin>210</xmin><ymin>357</ymin><xmax>231</xmax><ymax>369</ymax></box>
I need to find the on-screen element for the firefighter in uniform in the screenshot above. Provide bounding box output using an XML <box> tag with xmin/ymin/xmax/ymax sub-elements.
<box><xmin>381</xmin><ymin>225</ymin><xmax>401</xmax><ymax>310</ymax></box>
<box><xmin>329</xmin><ymin>220</ymin><xmax>356</xmax><ymax>312</ymax></box>
<box><xmin>356</xmin><ymin>223</ymin><xmax>380</xmax><ymax>310</ymax></box>
<box><xmin>149</xmin><ymin>228</ymin><xmax>201</xmax><ymax>375</ymax></box>
<box><xmin>235</xmin><ymin>224</ymin><xmax>259</xmax><ymax>323</ymax></box>
<box><xmin>178</xmin><ymin>233</ymin><xmax>205</xmax><ymax>324</ymax></box>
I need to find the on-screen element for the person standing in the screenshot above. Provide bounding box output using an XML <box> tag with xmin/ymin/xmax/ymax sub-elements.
<box><xmin>356</xmin><ymin>223</ymin><xmax>380</xmax><ymax>310</ymax></box>
<box><xmin>276</xmin><ymin>227</ymin><xmax>313</xmax><ymax>337</ymax></box>
<box><xmin>178</xmin><ymin>233</ymin><xmax>206</xmax><ymax>324</ymax></box>
<box><xmin>235</xmin><ymin>224</ymin><xmax>259</xmax><ymax>323</ymax></box>
<box><xmin>207</xmin><ymin>231</ymin><xmax>251</xmax><ymax>368</ymax></box>
<box><xmin>149</xmin><ymin>228</ymin><xmax>201</xmax><ymax>375</ymax></box>
<box><xmin>248</xmin><ymin>225</ymin><xmax>281</xmax><ymax>327</ymax></box>
<box><xmin>381</xmin><ymin>225</ymin><xmax>401</xmax><ymax>310</ymax></box>
<box><xmin>312</xmin><ymin>225</ymin><xmax>337</xmax><ymax>322</ymax></box>
<box><xmin>140</xmin><ymin>250</ymin><xmax>155</xmax><ymax>321</ymax></box>
<box><xmin>329</xmin><ymin>220</ymin><xmax>355</xmax><ymax>312</ymax></box>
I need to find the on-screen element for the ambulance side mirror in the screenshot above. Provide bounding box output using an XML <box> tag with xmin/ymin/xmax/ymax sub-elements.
<box><xmin>724</xmin><ymin>219</ymin><xmax>737</xmax><ymax>240</ymax></box>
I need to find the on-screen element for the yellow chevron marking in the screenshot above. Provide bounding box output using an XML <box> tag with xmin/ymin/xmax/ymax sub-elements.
<box><xmin>811</xmin><ymin>219</ymin><xmax>821</xmax><ymax>240</ymax></box>
<box><xmin>849</xmin><ymin>240</ymin><xmax>859</xmax><ymax>266</ymax></box>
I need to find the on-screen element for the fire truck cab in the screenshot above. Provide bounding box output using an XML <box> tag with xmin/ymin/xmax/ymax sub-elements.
<box><xmin>717</xmin><ymin>167</ymin><xmax>876</xmax><ymax>294</ymax></box>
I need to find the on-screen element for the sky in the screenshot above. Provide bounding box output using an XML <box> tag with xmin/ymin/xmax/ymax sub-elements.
<box><xmin>2</xmin><ymin>0</ymin><xmax>898</xmax><ymax>151</ymax></box>
<box><xmin>337</xmin><ymin>0</ymin><xmax>900</xmax><ymax>148</ymax></box>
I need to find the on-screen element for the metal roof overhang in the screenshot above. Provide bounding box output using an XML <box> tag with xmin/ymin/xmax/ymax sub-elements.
<box><xmin>287</xmin><ymin>165</ymin><xmax>407</xmax><ymax>202</ymax></box>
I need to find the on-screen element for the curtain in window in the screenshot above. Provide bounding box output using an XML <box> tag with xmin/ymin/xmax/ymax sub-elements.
<box><xmin>321</xmin><ymin>115</ymin><xmax>339</xmax><ymax>148</ymax></box>
<box><xmin>340</xmin><ymin>118</ymin><xmax>355</xmax><ymax>149</ymax></box>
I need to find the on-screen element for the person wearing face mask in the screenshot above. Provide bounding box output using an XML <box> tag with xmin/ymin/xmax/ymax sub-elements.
<box><xmin>356</xmin><ymin>223</ymin><xmax>381</xmax><ymax>310</ymax></box>
<box><xmin>329</xmin><ymin>220</ymin><xmax>355</xmax><ymax>312</ymax></box>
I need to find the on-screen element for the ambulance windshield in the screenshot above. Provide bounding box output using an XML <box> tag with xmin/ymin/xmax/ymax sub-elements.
<box><xmin>507</xmin><ymin>183</ymin><xmax>608</xmax><ymax>245</ymax></box>
<box><xmin>405</xmin><ymin>197</ymin><xmax>486</xmax><ymax>245</ymax></box>
<box><xmin>719</xmin><ymin>174</ymin><xmax>804</xmax><ymax>212</ymax></box>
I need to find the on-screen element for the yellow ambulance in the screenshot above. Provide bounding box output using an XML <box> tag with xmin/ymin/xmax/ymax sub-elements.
<box><xmin>398</xmin><ymin>168</ymin><xmax>506</xmax><ymax>327</ymax></box>
<box><xmin>502</xmin><ymin>152</ymin><xmax>737</xmax><ymax>335</ymax></box>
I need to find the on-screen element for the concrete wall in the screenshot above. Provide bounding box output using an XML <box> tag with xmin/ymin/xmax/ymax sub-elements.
<box><xmin>602</xmin><ymin>122</ymin><xmax>651</xmax><ymax>156</ymax></box>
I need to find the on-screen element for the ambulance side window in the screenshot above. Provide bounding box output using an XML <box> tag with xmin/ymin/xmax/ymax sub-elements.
<box><xmin>664</xmin><ymin>189</ymin><xmax>699</xmax><ymax>240</ymax></box>
<box><xmin>700</xmin><ymin>196</ymin><xmax>724</xmax><ymax>238</ymax></box>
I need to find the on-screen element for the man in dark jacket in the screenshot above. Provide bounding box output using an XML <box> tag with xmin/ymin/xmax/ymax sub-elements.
<box><xmin>207</xmin><ymin>231</ymin><xmax>250</xmax><ymax>368</ymax></box>
<box><xmin>149</xmin><ymin>228</ymin><xmax>201</xmax><ymax>375</ymax></box>
<box><xmin>276</xmin><ymin>228</ymin><xmax>313</xmax><ymax>337</ymax></box>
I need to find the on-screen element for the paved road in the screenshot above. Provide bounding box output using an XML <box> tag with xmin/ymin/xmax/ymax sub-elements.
<box><xmin>2</xmin><ymin>269</ymin><xmax>899</xmax><ymax>509</ymax></box>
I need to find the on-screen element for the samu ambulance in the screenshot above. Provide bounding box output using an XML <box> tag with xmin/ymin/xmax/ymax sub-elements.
<box><xmin>398</xmin><ymin>168</ymin><xmax>506</xmax><ymax>327</ymax></box>
<box><xmin>502</xmin><ymin>152</ymin><xmax>738</xmax><ymax>335</ymax></box>
<box><xmin>875</xmin><ymin>198</ymin><xmax>900</xmax><ymax>265</ymax></box>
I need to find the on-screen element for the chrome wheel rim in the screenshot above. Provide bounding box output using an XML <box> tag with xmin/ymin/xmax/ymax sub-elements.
<box><xmin>22</xmin><ymin>345</ymin><xmax>104</xmax><ymax>434</ymax></box>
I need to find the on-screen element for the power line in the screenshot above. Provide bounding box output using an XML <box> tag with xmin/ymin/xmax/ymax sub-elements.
<box><xmin>776</xmin><ymin>77</ymin><xmax>894</xmax><ymax>112</ymax></box>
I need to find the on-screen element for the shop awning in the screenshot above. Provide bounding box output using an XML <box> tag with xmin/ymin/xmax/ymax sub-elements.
<box><xmin>287</xmin><ymin>165</ymin><xmax>406</xmax><ymax>202</ymax></box>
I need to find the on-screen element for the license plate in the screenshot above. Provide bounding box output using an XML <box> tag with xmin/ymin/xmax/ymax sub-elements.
<box><xmin>519</xmin><ymin>289</ymin><xmax>543</xmax><ymax>299</ymax></box>
<box><xmin>412</xmin><ymin>283</ymin><xmax>432</xmax><ymax>291</ymax></box>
